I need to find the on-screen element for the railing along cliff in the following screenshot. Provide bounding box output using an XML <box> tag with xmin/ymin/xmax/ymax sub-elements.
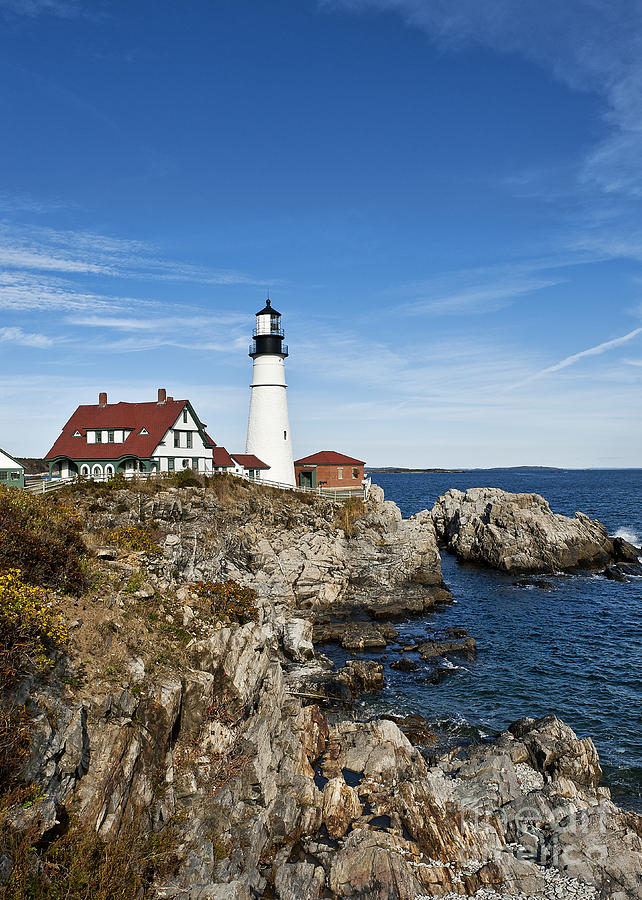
<box><xmin>24</xmin><ymin>471</ymin><xmax>371</xmax><ymax>502</ymax></box>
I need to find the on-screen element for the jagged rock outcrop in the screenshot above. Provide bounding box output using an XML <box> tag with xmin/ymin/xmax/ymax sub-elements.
<box><xmin>4</xmin><ymin>479</ymin><xmax>642</xmax><ymax>899</ymax></box>
<box><xmin>432</xmin><ymin>487</ymin><xmax>641</xmax><ymax>573</ymax></box>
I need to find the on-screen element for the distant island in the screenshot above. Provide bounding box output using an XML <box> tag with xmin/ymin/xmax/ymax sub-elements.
<box><xmin>366</xmin><ymin>467</ymin><xmax>466</xmax><ymax>474</ymax></box>
<box><xmin>366</xmin><ymin>465</ymin><xmax>565</xmax><ymax>474</ymax></box>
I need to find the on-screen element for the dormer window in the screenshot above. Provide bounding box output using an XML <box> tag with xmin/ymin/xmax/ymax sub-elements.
<box><xmin>95</xmin><ymin>431</ymin><xmax>102</xmax><ymax>444</ymax></box>
<box><xmin>139</xmin><ymin>427</ymin><xmax>149</xmax><ymax>436</ymax></box>
<box><xmin>107</xmin><ymin>430</ymin><xmax>115</xmax><ymax>443</ymax></box>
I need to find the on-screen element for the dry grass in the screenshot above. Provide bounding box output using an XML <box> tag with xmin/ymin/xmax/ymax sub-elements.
<box><xmin>0</xmin><ymin>814</ymin><xmax>180</xmax><ymax>899</ymax></box>
<box><xmin>334</xmin><ymin>497</ymin><xmax>366</xmax><ymax>538</ymax></box>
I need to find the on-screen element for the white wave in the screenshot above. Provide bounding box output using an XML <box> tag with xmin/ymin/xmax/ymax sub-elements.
<box><xmin>612</xmin><ymin>527</ymin><xmax>640</xmax><ymax>545</ymax></box>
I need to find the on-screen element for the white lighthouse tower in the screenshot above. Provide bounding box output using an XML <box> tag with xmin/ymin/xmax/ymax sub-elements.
<box><xmin>245</xmin><ymin>298</ymin><xmax>296</xmax><ymax>487</ymax></box>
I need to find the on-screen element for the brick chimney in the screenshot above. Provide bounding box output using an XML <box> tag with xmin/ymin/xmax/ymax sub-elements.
<box><xmin>157</xmin><ymin>388</ymin><xmax>167</xmax><ymax>404</ymax></box>
<box><xmin>167</xmin><ymin>395</ymin><xmax>174</xmax><ymax>402</ymax></box>
<box><xmin>99</xmin><ymin>392</ymin><xmax>107</xmax><ymax>407</ymax></box>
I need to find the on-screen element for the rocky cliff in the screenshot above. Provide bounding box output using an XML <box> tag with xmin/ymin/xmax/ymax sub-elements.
<box><xmin>1</xmin><ymin>476</ymin><xmax>641</xmax><ymax>899</ymax></box>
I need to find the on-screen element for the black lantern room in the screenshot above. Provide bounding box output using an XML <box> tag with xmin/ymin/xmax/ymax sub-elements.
<box><xmin>249</xmin><ymin>298</ymin><xmax>288</xmax><ymax>358</ymax></box>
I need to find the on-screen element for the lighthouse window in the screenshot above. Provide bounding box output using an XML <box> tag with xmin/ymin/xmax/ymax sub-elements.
<box><xmin>283</xmin><ymin>430</ymin><xmax>287</xmax><ymax>440</ymax></box>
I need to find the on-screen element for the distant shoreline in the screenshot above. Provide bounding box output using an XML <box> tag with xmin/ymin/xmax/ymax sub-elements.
<box><xmin>368</xmin><ymin>465</ymin><xmax>572</xmax><ymax>474</ymax></box>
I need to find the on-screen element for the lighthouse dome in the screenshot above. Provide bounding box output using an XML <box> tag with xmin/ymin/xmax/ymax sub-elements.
<box><xmin>256</xmin><ymin>298</ymin><xmax>280</xmax><ymax>316</ymax></box>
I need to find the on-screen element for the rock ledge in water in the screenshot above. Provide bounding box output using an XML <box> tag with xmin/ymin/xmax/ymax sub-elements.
<box><xmin>431</xmin><ymin>487</ymin><xmax>638</xmax><ymax>574</ymax></box>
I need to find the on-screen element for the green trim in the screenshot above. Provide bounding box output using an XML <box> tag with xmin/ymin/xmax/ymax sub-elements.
<box><xmin>182</xmin><ymin>401</ymin><xmax>214</xmax><ymax>450</ymax></box>
<box><xmin>0</xmin><ymin>469</ymin><xmax>25</xmax><ymax>488</ymax></box>
<box><xmin>48</xmin><ymin>455</ymin><xmax>155</xmax><ymax>476</ymax></box>
<box><xmin>297</xmin><ymin>468</ymin><xmax>317</xmax><ymax>489</ymax></box>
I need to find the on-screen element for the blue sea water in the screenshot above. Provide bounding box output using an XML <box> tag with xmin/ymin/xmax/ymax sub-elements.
<box><xmin>354</xmin><ymin>469</ymin><xmax>642</xmax><ymax>811</ymax></box>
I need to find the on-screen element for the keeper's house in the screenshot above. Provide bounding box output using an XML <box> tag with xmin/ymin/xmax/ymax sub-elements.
<box><xmin>45</xmin><ymin>389</ymin><xmax>216</xmax><ymax>479</ymax></box>
<box><xmin>294</xmin><ymin>451</ymin><xmax>365</xmax><ymax>490</ymax></box>
<box><xmin>0</xmin><ymin>448</ymin><xmax>25</xmax><ymax>488</ymax></box>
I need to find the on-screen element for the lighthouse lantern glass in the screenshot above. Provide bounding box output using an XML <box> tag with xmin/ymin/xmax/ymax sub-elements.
<box><xmin>256</xmin><ymin>313</ymin><xmax>271</xmax><ymax>335</ymax></box>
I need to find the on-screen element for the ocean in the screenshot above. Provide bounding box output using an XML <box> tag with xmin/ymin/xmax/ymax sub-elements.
<box><xmin>336</xmin><ymin>469</ymin><xmax>642</xmax><ymax>812</ymax></box>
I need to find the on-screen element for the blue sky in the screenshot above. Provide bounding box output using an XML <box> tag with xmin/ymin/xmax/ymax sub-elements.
<box><xmin>0</xmin><ymin>0</ymin><xmax>641</xmax><ymax>467</ymax></box>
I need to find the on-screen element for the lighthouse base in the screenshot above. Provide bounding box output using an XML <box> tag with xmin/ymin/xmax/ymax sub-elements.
<box><xmin>246</xmin><ymin>382</ymin><xmax>295</xmax><ymax>487</ymax></box>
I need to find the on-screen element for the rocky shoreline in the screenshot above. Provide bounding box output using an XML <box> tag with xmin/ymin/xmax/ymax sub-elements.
<box><xmin>1</xmin><ymin>478</ymin><xmax>641</xmax><ymax>898</ymax></box>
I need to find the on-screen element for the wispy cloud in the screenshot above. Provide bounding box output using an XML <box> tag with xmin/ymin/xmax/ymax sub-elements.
<box><xmin>66</xmin><ymin>313</ymin><xmax>247</xmax><ymax>331</ymax></box>
<box><xmin>0</xmin><ymin>192</ymin><xmax>75</xmax><ymax>214</ymax></box>
<box><xmin>510</xmin><ymin>327</ymin><xmax>642</xmax><ymax>389</ymax></box>
<box><xmin>323</xmin><ymin>0</ymin><xmax>642</xmax><ymax>263</ymax></box>
<box><xmin>0</xmin><ymin>325</ymin><xmax>53</xmax><ymax>347</ymax></box>
<box><xmin>0</xmin><ymin>0</ymin><xmax>98</xmax><ymax>19</ymax></box>
<box><xmin>390</xmin><ymin>255</ymin><xmax>589</xmax><ymax>316</ymax></box>
<box><xmin>0</xmin><ymin>223</ymin><xmax>268</xmax><ymax>286</ymax></box>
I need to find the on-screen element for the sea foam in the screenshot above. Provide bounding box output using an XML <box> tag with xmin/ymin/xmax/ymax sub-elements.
<box><xmin>613</xmin><ymin>527</ymin><xmax>640</xmax><ymax>545</ymax></box>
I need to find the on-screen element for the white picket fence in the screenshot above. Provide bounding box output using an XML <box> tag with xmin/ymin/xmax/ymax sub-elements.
<box><xmin>24</xmin><ymin>470</ymin><xmax>371</xmax><ymax>501</ymax></box>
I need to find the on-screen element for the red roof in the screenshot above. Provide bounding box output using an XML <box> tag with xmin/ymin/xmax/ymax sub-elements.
<box><xmin>231</xmin><ymin>454</ymin><xmax>270</xmax><ymax>469</ymax></box>
<box><xmin>212</xmin><ymin>447</ymin><xmax>234</xmax><ymax>467</ymax></box>
<box><xmin>294</xmin><ymin>451</ymin><xmax>365</xmax><ymax>466</ymax></box>
<box><xmin>46</xmin><ymin>399</ymin><xmax>192</xmax><ymax>461</ymax></box>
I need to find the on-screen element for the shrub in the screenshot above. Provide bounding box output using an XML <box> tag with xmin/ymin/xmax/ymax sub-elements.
<box><xmin>107</xmin><ymin>524</ymin><xmax>161</xmax><ymax>556</ymax></box>
<box><xmin>0</xmin><ymin>569</ymin><xmax>69</xmax><ymax>785</ymax></box>
<box><xmin>169</xmin><ymin>469</ymin><xmax>202</xmax><ymax>488</ymax></box>
<box><xmin>0</xmin><ymin>488</ymin><xmax>87</xmax><ymax>594</ymax></box>
<box><xmin>195</xmin><ymin>581</ymin><xmax>259</xmax><ymax>625</ymax></box>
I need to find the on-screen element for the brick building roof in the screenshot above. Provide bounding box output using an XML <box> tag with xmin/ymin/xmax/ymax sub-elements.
<box><xmin>294</xmin><ymin>451</ymin><xmax>365</xmax><ymax>466</ymax></box>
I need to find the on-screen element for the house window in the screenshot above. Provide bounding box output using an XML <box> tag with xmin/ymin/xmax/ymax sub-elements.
<box><xmin>10</xmin><ymin>472</ymin><xmax>19</xmax><ymax>481</ymax></box>
<box><xmin>80</xmin><ymin>465</ymin><xmax>90</xmax><ymax>476</ymax></box>
<box><xmin>192</xmin><ymin>458</ymin><xmax>199</xmax><ymax>469</ymax></box>
<box><xmin>108</xmin><ymin>430</ymin><xmax>115</xmax><ymax>443</ymax></box>
<box><xmin>353</xmin><ymin>468</ymin><xmax>359</xmax><ymax>479</ymax></box>
<box><xmin>337</xmin><ymin>467</ymin><xmax>343</xmax><ymax>480</ymax></box>
<box><xmin>95</xmin><ymin>431</ymin><xmax>103</xmax><ymax>443</ymax></box>
<box><xmin>182</xmin><ymin>409</ymin><xmax>188</xmax><ymax>423</ymax></box>
<box><xmin>168</xmin><ymin>458</ymin><xmax>175</xmax><ymax>471</ymax></box>
<box><xmin>186</xmin><ymin>432</ymin><xmax>193</xmax><ymax>449</ymax></box>
<box><xmin>0</xmin><ymin>472</ymin><xmax>6</xmax><ymax>480</ymax></box>
<box><xmin>174</xmin><ymin>431</ymin><xmax>180</xmax><ymax>448</ymax></box>
<box><xmin>72</xmin><ymin>430</ymin><xmax>81</xmax><ymax>437</ymax></box>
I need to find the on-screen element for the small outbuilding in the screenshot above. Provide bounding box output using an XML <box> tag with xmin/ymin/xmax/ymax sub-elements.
<box><xmin>212</xmin><ymin>447</ymin><xmax>235</xmax><ymax>474</ymax></box>
<box><xmin>230</xmin><ymin>454</ymin><xmax>270</xmax><ymax>481</ymax></box>
<box><xmin>294</xmin><ymin>451</ymin><xmax>365</xmax><ymax>490</ymax></box>
<box><xmin>0</xmin><ymin>448</ymin><xmax>25</xmax><ymax>488</ymax></box>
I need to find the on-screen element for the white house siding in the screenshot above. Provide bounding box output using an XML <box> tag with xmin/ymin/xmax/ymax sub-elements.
<box><xmin>246</xmin><ymin>355</ymin><xmax>295</xmax><ymax>486</ymax></box>
<box><xmin>152</xmin><ymin>405</ymin><xmax>214</xmax><ymax>473</ymax></box>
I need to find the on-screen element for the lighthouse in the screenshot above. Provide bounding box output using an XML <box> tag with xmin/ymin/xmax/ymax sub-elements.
<box><xmin>245</xmin><ymin>298</ymin><xmax>296</xmax><ymax>486</ymax></box>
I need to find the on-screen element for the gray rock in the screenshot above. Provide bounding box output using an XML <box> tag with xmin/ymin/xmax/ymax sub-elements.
<box><xmin>432</xmin><ymin>487</ymin><xmax>617</xmax><ymax>573</ymax></box>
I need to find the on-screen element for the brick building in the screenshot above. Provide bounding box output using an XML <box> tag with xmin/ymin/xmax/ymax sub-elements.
<box><xmin>294</xmin><ymin>451</ymin><xmax>365</xmax><ymax>490</ymax></box>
